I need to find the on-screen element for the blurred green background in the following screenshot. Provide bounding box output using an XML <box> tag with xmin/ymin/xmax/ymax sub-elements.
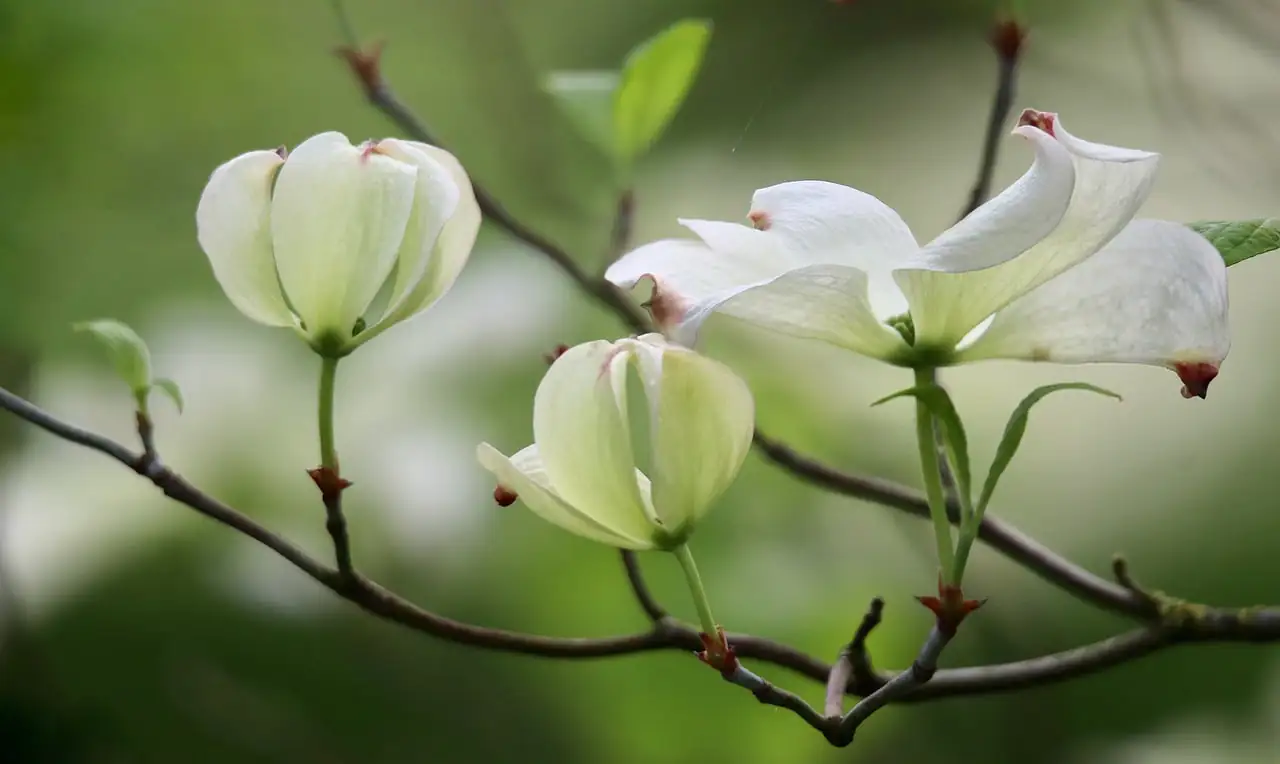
<box><xmin>3</xmin><ymin>0</ymin><xmax>1280</xmax><ymax>761</ymax></box>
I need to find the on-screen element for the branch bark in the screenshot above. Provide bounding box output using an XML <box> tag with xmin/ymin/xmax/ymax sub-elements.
<box><xmin>3</xmin><ymin>385</ymin><xmax>1279</xmax><ymax>708</ymax></box>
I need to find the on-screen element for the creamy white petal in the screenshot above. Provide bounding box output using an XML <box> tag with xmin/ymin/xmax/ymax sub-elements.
<box><xmin>740</xmin><ymin>180</ymin><xmax>918</xmax><ymax>268</ymax></box>
<box><xmin>681</xmin><ymin>264</ymin><xmax>907</xmax><ymax>357</ymax></box>
<box><xmin>895</xmin><ymin>124</ymin><xmax>1076</xmax><ymax>345</ymax></box>
<box><xmin>363</xmin><ymin>142</ymin><xmax>482</xmax><ymax>341</ymax></box>
<box><xmin>899</xmin><ymin>112</ymin><xmax>1160</xmax><ymax>347</ymax></box>
<box><xmin>477</xmin><ymin>443</ymin><xmax>654</xmax><ymax>549</ymax></box>
<box><xmin>621</xmin><ymin>335</ymin><xmax>754</xmax><ymax>534</ymax></box>
<box><xmin>531</xmin><ymin>341</ymin><xmax>655</xmax><ymax>542</ymax></box>
<box><xmin>605</xmin><ymin>237</ymin><xmax>786</xmax><ymax>336</ymax></box>
<box><xmin>195</xmin><ymin>150</ymin><xmax>294</xmax><ymax>327</ymax></box>
<box><xmin>270</xmin><ymin>132</ymin><xmax>417</xmax><ymax>344</ymax></box>
<box><xmin>961</xmin><ymin>220</ymin><xmax>1229</xmax><ymax>393</ymax></box>
<box><xmin>606</xmin><ymin>181</ymin><xmax>917</xmax><ymax>343</ymax></box>
<box><xmin>361</xmin><ymin>139</ymin><xmax>460</xmax><ymax>336</ymax></box>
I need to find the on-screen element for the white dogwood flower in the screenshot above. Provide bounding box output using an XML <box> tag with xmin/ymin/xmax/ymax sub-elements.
<box><xmin>607</xmin><ymin>109</ymin><xmax>1230</xmax><ymax>398</ymax></box>
<box><xmin>477</xmin><ymin>334</ymin><xmax>754</xmax><ymax>550</ymax></box>
<box><xmin>197</xmin><ymin>131</ymin><xmax>480</xmax><ymax>356</ymax></box>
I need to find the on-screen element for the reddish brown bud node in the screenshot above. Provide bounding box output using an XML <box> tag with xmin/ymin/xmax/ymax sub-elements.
<box><xmin>308</xmin><ymin>466</ymin><xmax>353</xmax><ymax>499</ymax></box>
<box><xmin>989</xmin><ymin>18</ymin><xmax>1027</xmax><ymax>61</ymax></box>
<box><xmin>916</xmin><ymin>576</ymin><xmax>984</xmax><ymax>635</ymax></box>
<box><xmin>1016</xmin><ymin>108</ymin><xmax>1056</xmax><ymax>137</ymax></box>
<box><xmin>336</xmin><ymin>41</ymin><xmax>386</xmax><ymax>93</ymax></box>
<box><xmin>493</xmin><ymin>484</ymin><xmax>518</xmax><ymax>507</ymax></box>
<box><xmin>542</xmin><ymin>344</ymin><xmax>570</xmax><ymax>366</ymax></box>
<box><xmin>1174</xmin><ymin>362</ymin><xmax>1219</xmax><ymax>400</ymax></box>
<box><xmin>695</xmin><ymin>626</ymin><xmax>739</xmax><ymax>677</ymax></box>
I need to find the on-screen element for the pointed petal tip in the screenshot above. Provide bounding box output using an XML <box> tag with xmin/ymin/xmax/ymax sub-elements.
<box><xmin>1175</xmin><ymin>362</ymin><xmax>1219</xmax><ymax>400</ymax></box>
<box><xmin>1016</xmin><ymin>108</ymin><xmax>1057</xmax><ymax>137</ymax></box>
<box><xmin>493</xmin><ymin>484</ymin><xmax>519</xmax><ymax>506</ymax></box>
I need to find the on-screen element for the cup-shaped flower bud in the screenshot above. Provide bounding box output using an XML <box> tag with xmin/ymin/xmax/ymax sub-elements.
<box><xmin>196</xmin><ymin>132</ymin><xmax>481</xmax><ymax>356</ymax></box>
<box><xmin>477</xmin><ymin>334</ymin><xmax>754</xmax><ymax>550</ymax></box>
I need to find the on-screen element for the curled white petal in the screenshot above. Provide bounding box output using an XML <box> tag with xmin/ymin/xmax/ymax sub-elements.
<box><xmin>363</xmin><ymin>141</ymin><xmax>481</xmax><ymax>343</ymax></box>
<box><xmin>270</xmin><ymin>131</ymin><xmax>417</xmax><ymax>342</ymax></box>
<box><xmin>898</xmin><ymin>111</ymin><xmax>1160</xmax><ymax>347</ymax></box>
<box><xmin>360</xmin><ymin>139</ymin><xmax>460</xmax><ymax>339</ymax></box>
<box><xmin>532</xmin><ymin>341</ymin><xmax>655</xmax><ymax>543</ymax></box>
<box><xmin>960</xmin><ymin>220</ymin><xmax>1229</xmax><ymax>386</ymax></box>
<box><xmin>195</xmin><ymin>150</ymin><xmax>294</xmax><ymax>327</ymax></box>
<box><xmin>895</xmin><ymin>124</ymin><xmax>1076</xmax><ymax>344</ymax></box>
<box><xmin>620</xmin><ymin>335</ymin><xmax>754</xmax><ymax>533</ymax></box>
<box><xmin>477</xmin><ymin>444</ymin><xmax>654</xmax><ymax>549</ymax></box>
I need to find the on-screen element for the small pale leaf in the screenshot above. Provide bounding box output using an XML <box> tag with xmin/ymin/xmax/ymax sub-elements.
<box><xmin>151</xmin><ymin>378</ymin><xmax>184</xmax><ymax>414</ymax></box>
<box><xmin>1188</xmin><ymin>218</ymin><xmax>1280</xmax><ymax>267</ymax></box>
<box><xmin>74</xmin><ymin>319</ymin><xmax>152</xmax><ymax>394</ymax></box>
<box><xmin>978</xmin><ymin>383</ymin><xmax>1121</xmax><ymax>517</ymax></box>
<box><xmin>614</xmin><ymin>19</ymin><xmax>712</xmax><ymax>164</ymax></box>
<box><xmin>873</xmin><ymin>384</ymin><xmax>971</xmax><ymax>510</ymax></box>
<box><xmin>544</xmin><ymin>70</ymin><xmax>621</xmax><ymax>159</ymax></box>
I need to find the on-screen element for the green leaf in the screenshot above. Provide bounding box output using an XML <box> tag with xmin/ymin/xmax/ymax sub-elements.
<box><xmin>978</xmin><ymin>383</ymin><xmax>1121</xmax><ymax>517</ymax></box>
<box><xmin>74</xmin><ymin>319</ymin><xmax>152</xmax><ymax>394</ymax></box>
<box><xmin>1188</xmin><ymin>218</ymin><xmax>1280</xmax><ymax>267</ymax></box>
<box><xmin>613</xmin><ymin>19</ymin><xmax>712</xmax><ymax>165</ymax></box>
<box><xmin>543</xmin><ymin>70</ymin><xmax>621</xmax><ymax>159</ymax></box>
<box><xmin>873</xmin><ymin>384</ymin><xmax>971</xmax><ymax>511</ymax></box>
<box><xmin>150</xmin><ymin>378</ymin><xmax>184</xmax><ymax>414</ymax></box>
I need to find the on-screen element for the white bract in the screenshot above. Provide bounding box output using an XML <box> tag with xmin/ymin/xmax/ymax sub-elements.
<box><xmin>196</xmin><ymin>131</ymin><xmax>481</xmax><ymax>356</ymax></box>
<box><xmin>477</xmin><ymin>334</ymin><xmax>754</xmax><ymax>550</ymax></box>
<box><xmin>606</xmin><ymin>109</ymin><xmax>1231</xmax><ymax>399</ymax></box>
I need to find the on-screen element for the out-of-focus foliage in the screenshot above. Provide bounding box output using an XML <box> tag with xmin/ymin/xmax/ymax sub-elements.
<box><xmin>2</xmin><ymin>1</ymin><xmax>1280</xmax><ymax>763</ymax></box>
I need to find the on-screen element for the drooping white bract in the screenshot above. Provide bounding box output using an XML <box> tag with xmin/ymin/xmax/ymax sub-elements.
<box><xmin>196</xmin><ymin>132</ymin><xmax>481</xmax><ymax>356</ymax></box>
<box><xmin>606</xmin><ymin>109</ymin><xmax>1230</xmax><ymax>399</ymax></box>
<box><xmin>477</xmin><ymin>334</ymin><xmax>754</xmax><ymax>550</ymax></box>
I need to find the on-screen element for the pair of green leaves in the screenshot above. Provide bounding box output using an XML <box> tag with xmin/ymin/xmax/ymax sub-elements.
<box><xmin>75</xmin><ymin>319</ymin><xmax>182</xmax><ymax>415</ymax></box>
<box><xmin>543</xmin><ymin>19</ymin><xmax>712</xmax><ymax>183</ymax></box>
<box><xmin>875</xmin><ymin>382</ymin><xmax>1121</xmax><ymax>582</ymax></box>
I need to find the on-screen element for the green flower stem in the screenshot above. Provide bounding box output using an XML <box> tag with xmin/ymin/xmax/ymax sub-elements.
<box><xmin>674</xmin><ymin>543</ymin><xmax>718</xmax><ymax>638</ymax></box>
<box><xmin>915</xmin><ymin>367</ymin><xmax>957</xmax><ymax>586</ymax></box>
<box><xmin>318</xmin><ymin>356</ymin><xmax>340</xmax><ymax>471</ymax></box>
<box><xmin>953</xmin><ymin>519</ymin><xmax>980</xmax><ymax>586</ymax></box>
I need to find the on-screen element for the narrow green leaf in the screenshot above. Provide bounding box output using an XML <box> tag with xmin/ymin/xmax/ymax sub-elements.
<box><xmin>74</xmin><ymin>319</ymin><xmax>152</xmax><ymax>394</ymax></box>
<box><xmin>873</xmin><ymin>384</ymin><xmax>971</xmax><ymax>511</ymax></box>
<box><xmin>613</xmin><ymin>19</ymin><xmax>712</xmax><ymax>165</ymax></box>
<box><xmin>1188</xmin><ymin>218</ymin><xmax>1280</xmax><ymax>267</ymax></box>
<box><xmin>543</xmin><ymin>70</ymin><xmax>621</xmax><ymax>159</ymax></box>
<box><xmin>977</xmin><ymin>383</ymin><xmax>1121</xmax><ymax>517</ymax></box>
<box><xmin>151</xmin><ymin>378</ymin><xmax>184</xmax><ymax>414</ymax></box>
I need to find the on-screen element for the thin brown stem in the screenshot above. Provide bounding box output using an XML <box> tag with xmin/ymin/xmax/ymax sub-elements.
<box><xmin>620</xmin><ymin>550</ymin><xmax>667</xmax><ymax>622</ymax></box>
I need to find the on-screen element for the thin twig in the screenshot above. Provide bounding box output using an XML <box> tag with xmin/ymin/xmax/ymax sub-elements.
<box><xmin>722</xmin><ymin>665</ymin><xmax>831</xmax><ymax>738</ymax></box>
<box><xmin>835</xmin><ymin>626</ymin><xmax>951</xmax><ymax>744</ymax></box>
<box><xmin>620</xmin><ymin>550</ymin><xmax>667</xmax><ymax>622</ymax></box>
<box><xmin>6</xmin><ymin>384</ymin><xmax>1278</xmax><ymax>694</ymax></box>
<box><xmin>825</xmin><ymin>597</ymin><xmax>885</xmax><ymax>718</ymax></box>
<box><xmin>959</xmin><ymin>17</ymin><xmax>1025</xmax><ymax>220</ymax></box>
<box><xmin>323</xmin><ymin>493</ymin><xmax>354</xmax><ymax>578</ymax></box>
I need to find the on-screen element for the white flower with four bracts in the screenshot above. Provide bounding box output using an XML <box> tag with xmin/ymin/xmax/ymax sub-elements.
<box><xmin>196</xmin><ymin>131</ymin><xmax>481</xmax><ymax>356</ymax></box>
<box><xmin>477</xmin><ymin>334</ymin><xmax>755</xmax><ymax>550</ymax></box>
<box><xmin>606</xmin><ymin>109</ymin><xmax>1230</xmax><ymax>398</ymax></box>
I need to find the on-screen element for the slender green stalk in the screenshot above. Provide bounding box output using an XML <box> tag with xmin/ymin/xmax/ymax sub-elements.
<box><xmin>914</xmin><ymin>367</ymin><xmax>956</xmax><ymax>585</ymax></box>
<box><xmin>674</xmin><ymin>543</ymin><xmax>718</xmax><ymax>637</ymax></box>
<box><xmin>318</xmin><ymin>357</ymin><xmax>340</xmax><ymax>470</ymax></box>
